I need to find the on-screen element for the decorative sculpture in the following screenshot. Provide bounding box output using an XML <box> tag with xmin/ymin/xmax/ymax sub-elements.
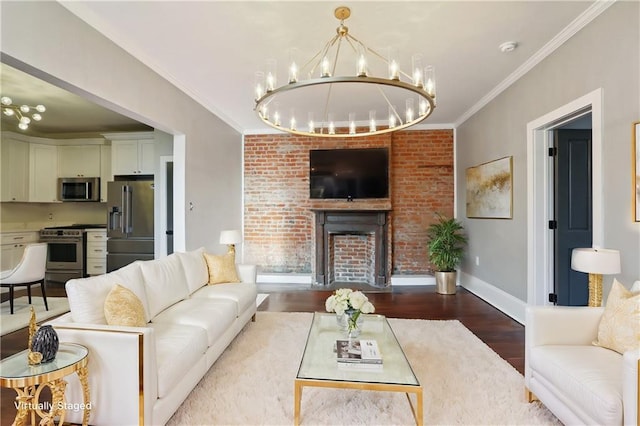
<box><xmin>27</xmin><ymin>307</ymin><xmax>58</xmax><ymax>364</ymax></box>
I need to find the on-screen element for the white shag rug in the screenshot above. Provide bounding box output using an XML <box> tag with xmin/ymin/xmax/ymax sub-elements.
<box><xmin>167</xmin><ymin>312</ymin><xmax>559</xmax><ymax>425</ymax></box>
<box><xmin>1</xmin><ymin>296</ymin><xmax>70</xmax><ymax>336</ymax></box>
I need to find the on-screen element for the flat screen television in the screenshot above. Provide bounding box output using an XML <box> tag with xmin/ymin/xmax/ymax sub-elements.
<box><xmin>309</xmin><ymin>148</ymin><xmax>389</xmax><ymax>199</ymax></box>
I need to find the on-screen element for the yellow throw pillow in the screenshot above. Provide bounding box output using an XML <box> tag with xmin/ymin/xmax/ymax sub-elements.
<box><xmin>593</xmin><ymin>279</ymin><xmax>640</xmax><ymax>354</ymax></box>
<box><xmin>104</xmin><ymin>284</ymin><xmax>146</xmax><ymax>327</ymax></box>
<box><xmin>203</xmin><ymin>252</ymin><xmax>240</xmax><ymax>284</ymax></box>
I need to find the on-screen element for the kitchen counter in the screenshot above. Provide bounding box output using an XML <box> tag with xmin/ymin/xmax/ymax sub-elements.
<box><xmin>0</xmin><ymin>222</ymin><xmax>75</xmax><ymax>232</ymax></box>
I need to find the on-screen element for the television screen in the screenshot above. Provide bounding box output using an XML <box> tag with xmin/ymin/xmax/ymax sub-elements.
<box><xmin>309</xmin><ymin>148</ymin><xmax>389</xmax><ymax>199</ymax></box>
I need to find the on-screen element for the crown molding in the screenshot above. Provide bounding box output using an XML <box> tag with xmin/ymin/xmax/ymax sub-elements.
<box><xmin>454</xmin><ymin>0</ymin><xmax>616</xmax><ymax>128</ymax></box>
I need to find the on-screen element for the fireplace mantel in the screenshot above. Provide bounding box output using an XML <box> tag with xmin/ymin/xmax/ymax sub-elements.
<box><xmin>313</xmin><ymin>209</ymin><xmax>390</xmax><ymax>287</ymax></box>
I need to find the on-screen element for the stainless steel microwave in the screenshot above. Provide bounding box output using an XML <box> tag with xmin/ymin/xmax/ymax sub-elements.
<box><xmin>58</xmin><ymin>177</ymin><xmax>100</xmax><ymax>202</ymax></box>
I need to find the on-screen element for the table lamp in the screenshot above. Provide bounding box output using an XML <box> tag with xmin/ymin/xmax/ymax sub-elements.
<box><xmin>219</xmin><ymin>230</ymin><xmax>242</xmax><ymax>255</ymax></box>
<box><xmin>571</xmin><ymin>247</ymin><xmax>621</xmax><ymax>307</ymax></box>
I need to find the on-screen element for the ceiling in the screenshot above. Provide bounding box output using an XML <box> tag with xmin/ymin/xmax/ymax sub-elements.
<box><xmin>4</xmin><ymin>1</ymin><xmax>602</xmax><ymax>137</ymax></box>
<box><xmin>0</xmin><ymin>63</ymin><xmax>152</xmax><ymax>138</ymax></box>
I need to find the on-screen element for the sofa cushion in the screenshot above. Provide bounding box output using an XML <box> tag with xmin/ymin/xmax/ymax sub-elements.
<box><xmin>66</xmin><ymin>262</ymin><xmax>150</xmax><ymax>324</ymax></box>
<box><xmin>191</xmin><ymin>282</ymin><xmax>257</xmax><ymax>317</ymax></box>
<box><xmin>104</xmin><ymin>284</ymin><xmax>146</xmax><ymax>327</ymax></box>
<box><xmin>151</xmin><ymin>298</ymin><xmax>236</xmax><ymax>347</ymax></box>
<box><xmin>139</xmin><ymin>254</ymin><xmax>190</xmax><ymax>318</ymax></box>
<box><xmin>594</xmin><ymin>279</ymin><xmax>640</xmax><ymax>354</ymax></box>
<box><xmin>150</xmin><ymin>322</ymin><xmax>208</xmax><ymax>399</ymax></box>
<box><xmin>174</xmin><ymin>247</ymin><xmax>209</xmax><ymax>295</ymax></box>
<box><xmin>203</xmin><ymin>252</ymin><xmax>240</xmax><ymax>284</ymax></box>
<box><xmin>530</xmin><ymin>345</ymin><xmax>623</xmax><ymax>425</ymax></box>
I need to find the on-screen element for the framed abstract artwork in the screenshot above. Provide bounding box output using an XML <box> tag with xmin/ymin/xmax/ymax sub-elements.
<box><xmin>466</xmin><ymin>156</ymin><xmax>513</xmax><ymax>219</ymax></box>
<box><xmin>634</xmin><ymin>121</ymin><xmax>640</xmax><ymax>222</ymax></box>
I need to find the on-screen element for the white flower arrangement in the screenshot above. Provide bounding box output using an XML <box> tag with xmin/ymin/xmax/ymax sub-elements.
<box><xmin>325</xmin><ymin>288</ymin><xmax>375</xmax><ymax>316</ymax></box>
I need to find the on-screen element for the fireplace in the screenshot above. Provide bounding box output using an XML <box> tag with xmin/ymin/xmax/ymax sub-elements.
<box><xmin>313</xmin><ymin>210</ymin><xmax>390</xmax><ymax>287</ymax></box>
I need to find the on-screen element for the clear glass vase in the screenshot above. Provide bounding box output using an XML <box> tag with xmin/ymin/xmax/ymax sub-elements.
<box><xmin>336</xmin><ymin>309</ymin><xmax>364</xmax><ymax>338</ymax></box>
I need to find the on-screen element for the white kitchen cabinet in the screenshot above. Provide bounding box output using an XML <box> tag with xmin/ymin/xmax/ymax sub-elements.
<box><xmin>0</xmin><ymin>138</ymin><xmax>29</xmax><ymax>202</ymax></box>
<box><xmin>29</xmin><ymin>143</ymin><xmax>58</xmax><ymax>202</ymax></box>
<box><xmin>0</xmin><ymin>231</ymin><xmax>39</xmax><ymax>270</ymax></box>
<box><xmin>57</xmin><ymin>145</ymin><xmax>101</xmax><ymax>177</ymax></box>
<box><xmin>85</xmin><ymin>229</ymin><xmax>107</xmax><ymax>276</ymax></box>
<box><xmin>100</xmin><ymin>145</ymin><xmax>112</xmax><ymax>202</ymax></box>
<box><xmin>111</xmin><ymin>139</ymin><xmax>155</xmax><ymax>175</ymax></box>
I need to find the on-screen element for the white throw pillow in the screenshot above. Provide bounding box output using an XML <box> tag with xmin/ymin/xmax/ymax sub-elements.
<box><xmin>139</xmin><ymin>253</ymin><xmax>189</xmax><ymax>318</ymax></box>
<box><xmin>175</xmin><ymin>247</ymin><xmax>209</xmax><ymax>294</ymax></box>
<box><xmin>66</xmin><ymin>262</ymin><xmax>149</xmax><ymax>324</ymax></box>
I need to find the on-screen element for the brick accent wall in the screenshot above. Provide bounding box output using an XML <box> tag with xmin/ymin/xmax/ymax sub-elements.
<box><xmin>243</xmin><ymin>129</ymin><xmax>453</xmax><ymax>276</ymax></box>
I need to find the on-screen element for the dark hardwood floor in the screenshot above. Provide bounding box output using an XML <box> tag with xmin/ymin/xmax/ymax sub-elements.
<box><xmin>1</xmin><ymin>283</ymin><xmax>524</xmax><ymax>425</ymax></box>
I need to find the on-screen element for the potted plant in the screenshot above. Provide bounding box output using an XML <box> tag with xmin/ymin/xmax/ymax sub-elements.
<box><xmin>426</xmin><ymin>213</ymin><xmax>468</xmax><ymax>294</ymax></box>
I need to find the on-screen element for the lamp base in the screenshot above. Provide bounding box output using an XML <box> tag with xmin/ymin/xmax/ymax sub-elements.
<box><xmin>588</xmin><ymin>273</ymin><xmax>603</xmax><ymax>307</ymax></box>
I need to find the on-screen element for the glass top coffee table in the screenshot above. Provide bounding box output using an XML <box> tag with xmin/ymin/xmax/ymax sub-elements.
<box><xmin>295</xmin><ymin>313</ymin><xmax>422</xmax><ymax>425</ymax></box>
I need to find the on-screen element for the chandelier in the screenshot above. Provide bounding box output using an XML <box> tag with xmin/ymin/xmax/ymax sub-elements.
<box><xmin>1</xmin><ymin>96</ymin><xmax>46</xmax><ymax>131</ymax></box>
<box><xmin>253</xmin><ymin>6</ymin><xmax>436</xmax><ymax>138</ymax></box>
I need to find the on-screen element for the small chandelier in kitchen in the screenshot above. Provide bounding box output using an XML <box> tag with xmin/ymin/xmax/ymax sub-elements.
<box><xmin>1</xmin><ymin>96</ymin><xmax>46</xmax><ymax>131</ymax></box>
<box><xmin>253</xmin><ymin>6</ymin><xmax>436</xmax><ymax>138</ymax></box>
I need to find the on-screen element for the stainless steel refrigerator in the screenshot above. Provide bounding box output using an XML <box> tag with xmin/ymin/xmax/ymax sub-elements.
<box><xmin>106</xmin><ymin>180</ymin><xmax>154</xmax><ymax>272</ymax></box>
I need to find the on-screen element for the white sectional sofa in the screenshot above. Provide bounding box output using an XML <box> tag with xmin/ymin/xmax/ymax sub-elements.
<box><xmin>48</xmin><ymin>248</ymin><xmax>257</xmax><ymax>426</ymax></box>
<box><xmin>525</xmin><ymin>306</ymin><xmax>639</xmax><ymax>425</ymax></box>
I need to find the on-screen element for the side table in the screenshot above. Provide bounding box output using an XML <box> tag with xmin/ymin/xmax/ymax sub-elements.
<box><xmin>0</xmin><ymin>342</ymin><xmax>90</xmax><ymax>426</ymax></box>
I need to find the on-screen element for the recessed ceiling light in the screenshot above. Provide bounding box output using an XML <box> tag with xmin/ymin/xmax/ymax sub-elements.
<box><xmin>499</xmin><ymin>41</ymin><xmax>518</xmax><ymax>53</ymax></box>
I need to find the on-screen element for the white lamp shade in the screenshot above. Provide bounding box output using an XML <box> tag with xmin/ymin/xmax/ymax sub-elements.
<box><xmin>571</xmin><ymin>248</ymin><xmax>621</xmax><ymax>274</ymax></box>
<box><xmin>219</xmin><ymin>229</ymin><xmax>242</xmax><ymax>245</ymax></box>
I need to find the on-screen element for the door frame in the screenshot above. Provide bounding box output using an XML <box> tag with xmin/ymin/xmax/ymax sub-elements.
<box><xmin>526</xmin><ymin>88</ymin><xmax>603</xmax><ymax>306</ymax></box>
<box><xmin>158</xmin><ymin>155</ymin><xmax>174</xmax><ymax>257</ymax></box>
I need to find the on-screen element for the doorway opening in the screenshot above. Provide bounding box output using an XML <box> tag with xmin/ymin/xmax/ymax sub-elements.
<box><xmin>526</xmin><ymin>89</ymin><xmax>603</xmax><ymax>307</ymax></box>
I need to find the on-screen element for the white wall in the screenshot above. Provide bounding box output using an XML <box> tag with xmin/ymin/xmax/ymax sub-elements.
<box><xmin>1</xmin><ymin>1</ymin><xmax>243</xmax><ymax>255</ymax></box>
<box><xmin>457</xmin><ymin>2</ymin><xmax>639</xmax><ymax>305</ymax></box>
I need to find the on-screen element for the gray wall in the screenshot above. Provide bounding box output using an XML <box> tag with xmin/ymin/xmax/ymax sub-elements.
<box><xmin>457</xmin><ymin>2</ymin><xmax>640</xmax><ymax>301</ymax></box>
<box><xmin>1</xmin><ymin>1</ymin><xmax>243</xmax><ymax>255</ymax></box>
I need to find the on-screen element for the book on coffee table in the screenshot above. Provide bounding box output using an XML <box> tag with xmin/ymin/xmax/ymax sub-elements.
<box><xmin>335</xmin><ymin>339</ymin><xmax>383</xmax><ymax>364</ymax></box>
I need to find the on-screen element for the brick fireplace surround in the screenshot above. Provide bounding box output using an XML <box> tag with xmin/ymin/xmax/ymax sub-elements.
<box><xmin>243</xmin><ymin>129</ymin><xmax>454</xmax><ymax>283</ymax></box>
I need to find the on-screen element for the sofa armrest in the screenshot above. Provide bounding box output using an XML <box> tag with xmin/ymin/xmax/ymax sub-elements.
<box><xmin>623</xmin><ymin>348</ymin><xmax>639</xmax><ymax>426</ymax></box>
<box><xmin>525</xmin><ymin>306</ymin><xmax>604</xmax><ymax>347</ymax></box>
<box><xmin>236</xmin><ymin>263</ymin><xmax>257</xmax><ymax>283</ymax></box>
<box><xmin>50</xmin><ymin>322</ymin><xmax>157</xmax><ymax>426</ymax></box>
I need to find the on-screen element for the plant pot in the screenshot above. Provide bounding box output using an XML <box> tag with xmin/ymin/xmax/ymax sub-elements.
<box><xmin>435</xmin><ymin>271</ymin><xmax>457</xmax><ymax>295</ymax></box>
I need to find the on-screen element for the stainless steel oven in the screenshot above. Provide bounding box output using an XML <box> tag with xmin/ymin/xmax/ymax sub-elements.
<box><xmin>40</xmin><ymin>227</ymin><xmax>85</xmax><ymax>285</ymax></box>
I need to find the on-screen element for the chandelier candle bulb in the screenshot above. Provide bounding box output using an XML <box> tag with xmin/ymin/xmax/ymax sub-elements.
<box><xmin>406</xmin><ymin>98</ymin><xmax>415</xmax><ymax>122</ymax></box>
<box><xmin>425</xmin><ymin>65</ymin><xmax>436</xmax><ymax>98</ymax></box>
<box><xmin>412</xmin><ymin>54</ymin><xmax>424</xmax><ymax>87</ymax></box>
<box><xmin>369</xmin><ymin>110</ymin><xmax>376</xmax><ymax>132</ymax></box>
<box><xmin>328</xmin><ymin>113</ymin><xmax>336</xmax><ymax>135</ymax></box>
<box><xmin>254</xmin><ymin>71</ymin><xmax>265</xmax><ymax>101</ymax></box>
<box><xmin>288</xmin><ymin>48</ymin><xmax>299</xmax><ymax>83</ymax></box>
<box><xmin>321</xmin><ymin>56</ymin><xmax>331</xmax><ymax>77</ymax></box>
<box><xmin>308</xmin><ymin>112</ymin><xmax>315</xmax><ymax>133</ymax></box>
<box><xmin>388</xmin><ymin>47</ymin><xmax>400</xmax><ymax>80</ymax></box>
<box><xmin>349</xmin><ymin>113</ymin><xmax>356</xmax><ymax>135</ymax></box>
<box><xmin>265</xmin><ymin>59</ymin><xmax>277</xmax><ymax>92</ymax></box>
<box><xmin>389</xmin><ymin>105</ymin><xmax>397</xmax><ymax>128</ymax></box>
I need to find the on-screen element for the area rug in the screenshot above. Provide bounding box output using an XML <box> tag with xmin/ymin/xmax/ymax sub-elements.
<box><xmin>167</xmin><ymin>312</ymin><xmax>559</xmax><ymax>425</ymax></box>
<box><xmin>0</xmin><ymin>297</ymin><xmax>70</xmax><ymax>336</ymax></box>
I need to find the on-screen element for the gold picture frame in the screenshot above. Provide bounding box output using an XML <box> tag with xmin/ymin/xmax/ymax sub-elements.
<box><xmin>466</xmin><ymin>156</ymin><xmax>513</xmax><ymax>219</ymax></box>
<box><xmin>634</xmin><ymin>121</ymin><xmax>640</xmax><ymax>222</ymax></box>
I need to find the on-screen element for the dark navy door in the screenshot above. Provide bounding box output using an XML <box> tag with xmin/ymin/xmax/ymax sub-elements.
<box><xmin>553</xmin><ymin>129</ymin><xmax>593</xmax><ymax>306</ymax></box>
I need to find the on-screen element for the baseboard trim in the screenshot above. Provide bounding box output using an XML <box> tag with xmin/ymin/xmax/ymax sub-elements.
<box><xmin>257</xmin><ymin>273</ymin><xmax>313</xmax><ymax>284</ymax></box>
<box><xmin>459</xmin><ymin>271</ymin><xmax>526</xmax><ymax>325</ymax></box>
<box><xmin>390</xmin><ymin>275</ymin><xmax>436</xmax><ymax>286</ymax></box>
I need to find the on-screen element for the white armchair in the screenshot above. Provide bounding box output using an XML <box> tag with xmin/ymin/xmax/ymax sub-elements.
<box><xmin>525</xmin><ymin>306</ymin><xmax>639</xmax><ymax>425</ymax></box>
<box><xmin>0</xmin><ymin>243</ymin><xmax>48</xmax><ymax>314</ymax></box>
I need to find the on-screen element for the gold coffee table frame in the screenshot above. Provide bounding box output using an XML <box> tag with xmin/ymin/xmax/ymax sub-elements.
<box><xmin>0</xmin><ymin>343</ymin><xmax>90</xmax><ymax>426</ymax></box>
<box><xmin>294</xmin><ymin>313</ymin><xmax>423</xmax><ymax>425</ymax></box>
